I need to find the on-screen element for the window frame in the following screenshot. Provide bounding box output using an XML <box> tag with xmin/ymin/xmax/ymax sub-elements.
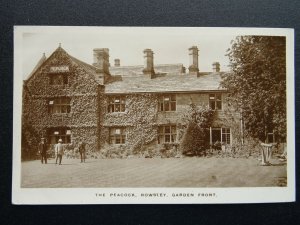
<box><xmin>221</xmin><ymin>128</ymin><xmax>231</xmax><ymax>145</ymax></box>
<box><xmin>159</xmin><ymin>94</ymin><xmax>176</xmax><ymax>112</ymax></box>
<box><xmin>109</xmin><ymin>127</ymin><xmax>126</xmax><ymax>144</ymax></box>
<box><xmin>49</xmin><ymin>73</ymin><xmax>69</xmax><ymax>85</ymax></box>
<box><xmin>108</xmin><ymin>96</ymin><xmax>126</xmax><ymax>113</ymax></box>
<box><xmin>209</xmin><ymin>93</ymin><xmax>222</xmax><ymax>110</ymax></box>
<box><xmin>48</xmin><ymin>97</ymin><xmax>71</xmax><ymax>114</ymax></box>
<box><xmin>158</xmin><ymin>125</ymin><xmax>177</xmax><ymax>144</ymax></box>
<box><xmin>47</xmin><ymin>127</ymin><xmax>71</xmax><ymax>144</ymax></box>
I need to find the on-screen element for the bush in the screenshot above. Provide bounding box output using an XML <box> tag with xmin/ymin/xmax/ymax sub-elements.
<box><xmin>159</xmin><ymin>143</ymin><xmax>179</xmax><ymax>158</ymax></box>
<box><xmin>98</xmin><ymin>144</ymin><xmax>130</xmax><ymax>159</ymax></box>
<box><xmin>180</xmin><ymin>122</ymin><xmax>209</xmax><ymax>156</ymax></box>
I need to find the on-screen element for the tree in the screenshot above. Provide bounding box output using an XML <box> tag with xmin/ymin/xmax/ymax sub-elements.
<box><xmin>221</xmin><ymin>36</ymin><xmax>286</xmax><ymax>142</ymax></box>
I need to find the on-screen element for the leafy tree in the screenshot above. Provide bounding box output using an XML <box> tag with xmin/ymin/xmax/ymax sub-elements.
<box><xmin>221</xmin><ymin>36</ymin><xmax>286</xmax><ymax>142</ymax></box>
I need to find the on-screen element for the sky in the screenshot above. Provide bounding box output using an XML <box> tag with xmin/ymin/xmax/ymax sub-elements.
<box><xmin>21</xmin><ymin>27</ymin><xmax>237</xmax><ymax>79</ymax></box>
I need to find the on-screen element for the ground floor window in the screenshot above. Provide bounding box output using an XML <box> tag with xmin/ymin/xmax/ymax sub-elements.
<box><xmin>210</xmin><ymin>127</ymin><xmax>231</xmax><ymax>145</ymax></box>
<box><xmin>109</xmin><ymin>127</ymin><xmax>126</xmax><ymax>144</ymax></box>
<box><xmin>158</xmin><ymin>125</ymin><xmax>177</xmax><ymax>144</ymax></box>
<box><xmin>47</xmin><ymin>127</ymin><xmax>71</xmax><ymax>144</ymax></box>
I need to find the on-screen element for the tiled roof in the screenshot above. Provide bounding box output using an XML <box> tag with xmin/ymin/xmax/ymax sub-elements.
<box><xmin>105</xmin><ymin>72</ymin><xmax>225</xmax><ymax>94</ymax></box>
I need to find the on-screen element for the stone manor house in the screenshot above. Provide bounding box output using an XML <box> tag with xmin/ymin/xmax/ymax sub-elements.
<box><xmin>22</xmin><ymin>44</ymin><xmax>245</xmax><ymax>157</ymax></box>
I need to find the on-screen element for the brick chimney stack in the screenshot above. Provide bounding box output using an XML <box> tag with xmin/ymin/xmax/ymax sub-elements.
<box><xmin>142</xmin><ymin>49</ymin><xmax>155</xmax><ymax>78</ymax></box>
<box><xmin>188</xmin><ymin>46</ymin><xmax>199</xmax><ymax>75</ymax></box>
<box><xmin>114</xmin><ymin>59</ymin><xmax>120</xmax><ymax>67</ymax></box>
<box><xmin>212</xmin><ymin>62</ymin><xmax>220</xmax><ymax>72</ymax></box>
<box><xmin>93</xmin><ymin>48</ymin><xmax>111</xmax><ymax>84</ymax></box>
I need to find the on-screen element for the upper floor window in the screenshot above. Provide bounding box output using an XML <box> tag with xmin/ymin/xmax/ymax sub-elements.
<box><xmin>209</xmin><ymin>93</ymin><xmax>222</xmax><ymax>110</ymax></box>
<box><xmin>49</xmin><ymin>74</ymin><xmax>68</xmax><ymax>85</ymax></box>
<box><xmin>158</xmin><ymin>125</ymin><xmax>177</xmax><ymax>144</ymax></box>
<box><xmin>108</xmin><ymin>96</ymin><xmax>126</xmax><ymax>113</ymax></box>
<box><xmin>159</xmin><ymin>94</ymin><xmax>176</xmax><ymax>112</ymax></box>
<box><xmin>49</xmin><ymin>66</ymin><xmax>69</xmax><ymax>85</ymax></box>
<box><xmin>48</xmin><ymin>97</ymin><xmax>71</xmax><ymax>114</ymax></box>
<box><xmin>109</xmin><ymin>127</ymin><xmax>126</xmax><ymax>144</ymax></box>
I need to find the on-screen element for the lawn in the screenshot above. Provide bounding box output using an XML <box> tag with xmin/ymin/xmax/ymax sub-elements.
<box><xmin>21</xmin><ymin>157</ymin><xmax>287</xmax><ymax>188</ymax></box>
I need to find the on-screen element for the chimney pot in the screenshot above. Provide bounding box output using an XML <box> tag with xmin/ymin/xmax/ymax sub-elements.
<box><xmin>212</xmin><ymin>62</ymin><xmax>220</xmax><ymax>72</ymax></box>
<box><xmin>114</xmin><ymin>59</ymin><xmax>120</xmax><ymax>67</ymax></box>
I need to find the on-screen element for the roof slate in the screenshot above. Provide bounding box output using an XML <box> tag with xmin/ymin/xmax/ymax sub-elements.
<box><xmin>109</xmin><ymin>64</ymin><xmax>185</xmax><ymax>77</ymax></box>
<box><xmin>105</xmin><ymin>72</ymin><xmax>225</xmax><ymax>94</ymax></box>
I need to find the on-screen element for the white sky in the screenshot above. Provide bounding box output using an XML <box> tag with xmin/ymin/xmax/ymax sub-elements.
<box><xmin>21</xmin><ymin>27</ymin><xmax>237</xmax><ymax>79</ymax></box>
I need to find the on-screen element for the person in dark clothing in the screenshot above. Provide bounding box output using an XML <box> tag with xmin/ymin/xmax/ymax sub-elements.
<box><xmin>39</xmin><ymin>138</ymin><xmax>47</xmax><ymax>164</ymax></box>
<box><xmin>78</xmin><ymin>141</ymin><xmax>86</xmax><ymax>163</ymax></box>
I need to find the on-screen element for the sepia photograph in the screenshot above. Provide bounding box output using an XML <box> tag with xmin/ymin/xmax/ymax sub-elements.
<box><xmin>12</xmin><ymin>26</ymin><xmax>295</xmax><ymax>204</ymax></box>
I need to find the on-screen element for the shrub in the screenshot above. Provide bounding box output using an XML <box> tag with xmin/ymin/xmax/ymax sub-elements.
<box><xmin>179</xmin><ymin>103</ymin><xmax>214</xmax><ymax>156</ymax></box>
<box><xmin>180</xmin><ymin>122</ymin><xmax>209</xmax><ymax>156</ymax></box>
<box><xmin>99</xmin><ymin>143</ymin><xmax>130</xmax><ymax>159</ymax></box>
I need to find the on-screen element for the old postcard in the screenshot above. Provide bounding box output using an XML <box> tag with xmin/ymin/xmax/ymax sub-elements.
<box><xmin>12</xmin><ymin>26</ymin><xmax>295</xmax><ymax>204</ymax></box>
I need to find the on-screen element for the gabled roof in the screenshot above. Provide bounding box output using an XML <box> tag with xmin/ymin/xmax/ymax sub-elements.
<box><xmin>25</xmin><ymin>46</ymin><xmax>102</xmax><ymax>85</ymax></box>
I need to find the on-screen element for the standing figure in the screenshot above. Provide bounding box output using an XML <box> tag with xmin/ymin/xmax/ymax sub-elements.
<box><xmin>79</xmin><ymin>141</ymin><xmax>86</xmax><ymax>163</ymax></box>
<box><xmin>55</xmin><ymin>139</ymin><xmax>64</xmax><ymax>165</ymax></box>
<box><xmin>39</xmin><ymin>138</ymin><xmax>47</xmax><ymax>164</ymax></box>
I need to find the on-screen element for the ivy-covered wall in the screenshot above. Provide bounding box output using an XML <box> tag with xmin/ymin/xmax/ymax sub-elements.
<box><xmin>102</xmin><ymin>93</ymin><xmax>159</xmax><ymax>153</ymax></box>
<box><xmin>22</xmin><ymin>48</ymin><xmax>102</xmax><ymax>158</ymax></box>
<box><xmin>100</xmin><ymin>92</ymin><xmax>238</xmax><ymax>157</ymax></box>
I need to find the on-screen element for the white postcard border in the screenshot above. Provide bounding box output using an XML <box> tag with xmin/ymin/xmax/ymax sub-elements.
<box><xmin>12</xmin><ymin>26</ymin><xmax>295</xmax><ymax>204</ymax></box>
